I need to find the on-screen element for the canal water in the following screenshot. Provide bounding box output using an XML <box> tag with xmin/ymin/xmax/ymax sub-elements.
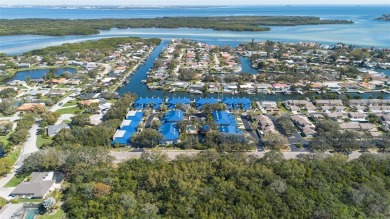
<box><xmin>117</xmin><ymin>40</ymin><xmax>390</xmax><ymax>101</ymax></box>
<box><xmin>6</xmin><ymin>67</ymin><xmax>77</xmax><ymax>82</ymax></box>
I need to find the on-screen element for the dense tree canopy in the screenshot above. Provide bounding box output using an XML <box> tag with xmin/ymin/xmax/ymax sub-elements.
<box><xmin>60</xmin><ymin>152</ymin><xmax>390</xmax><ymax>219</ymax></box>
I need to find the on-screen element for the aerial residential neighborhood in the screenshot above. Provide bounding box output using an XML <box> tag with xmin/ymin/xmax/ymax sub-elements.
<box><xmin>0</xmin><ymin>14</ymin><xmax>389</xmax><ymax>218</ymax></box>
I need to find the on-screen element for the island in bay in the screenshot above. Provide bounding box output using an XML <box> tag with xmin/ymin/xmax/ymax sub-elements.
<box><xmin>375</xmin><ymin>14</ymin><xmax>390</xmax><ymax>21</ymax></box>
<box><xmin>0</xmin><ymin>16</ymin><xmax>353</xmax><ymax>36</ymax></box>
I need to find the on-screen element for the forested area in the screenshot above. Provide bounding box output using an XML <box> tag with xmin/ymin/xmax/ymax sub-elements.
<box><xmin>27</xmin><ymin>37</ymin><xmax>161</xmax><ymax>55</ymax></box>
<box><xmin>21</xmin><ymin>150</ymin><xmax>388</xmax><ymax>218</ymax></box>
<box><xmin>0</xmin><ymin>16</ymin><xmax>353</xmax><ymax>36</ymax></box>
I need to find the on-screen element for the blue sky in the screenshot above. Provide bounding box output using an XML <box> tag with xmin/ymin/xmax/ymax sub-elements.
<box><xmin>1</xmin><ymin>0</ymin><xmax>389</xmax><ymax>5</ymax></box>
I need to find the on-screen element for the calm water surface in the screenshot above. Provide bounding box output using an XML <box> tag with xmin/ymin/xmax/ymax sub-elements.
<box><xmin>1</xmin><ymin>5</ymin><xmax>390</xmax><ymax>54</ymax></box>
<box><xmin>6</xmin><ymin>67</ymin><xmax>77</xmax><ymax>82</ymax></box>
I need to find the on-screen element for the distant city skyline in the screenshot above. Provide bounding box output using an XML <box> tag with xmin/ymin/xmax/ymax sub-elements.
<box><xmin>1</xmin><ymin>0</ymin><xmax>389</xmax><ymax>6</ymax></box>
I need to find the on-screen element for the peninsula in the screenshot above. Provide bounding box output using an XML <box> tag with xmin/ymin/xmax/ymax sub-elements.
<box><xmin>0</xmin><ymin>16</ymin><xmax>353</xmax><ymax>36</ymax></box>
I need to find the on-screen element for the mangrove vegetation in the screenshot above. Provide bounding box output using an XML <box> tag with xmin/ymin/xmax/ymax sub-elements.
<box><xmin>0</xmin><ymin>16</ymin><xmax>353</xmax><ymax>36</ymax></box>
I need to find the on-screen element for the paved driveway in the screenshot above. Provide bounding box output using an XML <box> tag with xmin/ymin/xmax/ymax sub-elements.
<box><xmin>0</xmin><ymin>204</ymin><xmax>24</xmax><ymax>219</ymax></box>
<box><xmin>288</xmin><ymin>132</ymin><xmax>310</xmax><ymax>152</ymax></box>
<box><xmin>0</xmin><ymin>187</ymin><xmax>15</xmax><ymax>200</ymax></box>
<box><xmin>55</xmin><ymin>114</ymin><xmax>74</xmax><ymax>125</ymax></box>
<box><xmin>240</xmin><ymin>116</ymin><xmax>260</xmax><ymax>141</ymax></box>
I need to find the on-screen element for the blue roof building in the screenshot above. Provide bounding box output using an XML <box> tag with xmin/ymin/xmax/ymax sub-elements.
<box><xmin>163</xmin><ymin>110</ymin><xmax>184</xmax><ymax>123</ymax></box>
<box><xmin>213</xmin><ymin>111</ymin><xmax>237</xmax><ymax>126</ymax></box>
<box><xmin>222</xmin><ymin>98</ymin><xmax>251</xmax><ymax>110</ymax></box>
<box><xmin>112</xmin><ymin>130</ymin><xmax>135</xmax><ymax>145</ymax></box>
<box><xmin>213</xmin><ymin>110</ymin><xmax>243</xmax><ymax>135</ymax></box>
<box><xmin>219</xmin><ymin>125</ymin><xmax>243</xmax><ymax>134</ymax></box>
<box><xmin>160</xmin><ymin>123</ymin><xmax>179</xmax><ymax>144</ymax></box>
<box><xmin>195</xmin><ymin>98</ymin><xmax>219</xmax><ymax>109</ymax></box>
<box><xmin>112</xmin><ymin>110</ymin><xmax>145</xmax><ymax>145</ymax></box>
<box><xmin>133</xmin><ymin>98</ymin><xmax>163</xmax><ymax>110</ymax></box>
<box><xmin>126</xmin><ymin>111</ymin><xmax>144</xmax><ymax>121</ymax></box>
<box><xmin>166</xmin><ymin>98</ymin><xmax>191</xmax><ymax>109</ymax></box>
<box><xmin>200</xmin><ymin>125</ymin><xmax>211</xmax><ymax>133</ymax></box>
<box><xmin>120</xmin><ymin>119</ymin><xmax>140</xmax><ymax>129</ymax></box>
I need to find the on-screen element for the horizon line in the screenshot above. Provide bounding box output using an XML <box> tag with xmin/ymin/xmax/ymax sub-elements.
<box><xmin>1</xmin><ymin>4</ymin><xmax>390</xmax><ymax>7</ymax></box>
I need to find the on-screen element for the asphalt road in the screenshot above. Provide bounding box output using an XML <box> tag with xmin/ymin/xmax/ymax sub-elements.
<box><xmin>109</xmin><ymin>150</ymin><xmax>372</xmax><ymax>163</ymax></box>
<box><xmin>21</xmin><ymin>124</ymin><xmax>39</xmax><ymax>156</ymax></box>
<box><xmin>49</xmin><ymin>96</ymin><xmax>75</xmax><ymax>112</ymax></box>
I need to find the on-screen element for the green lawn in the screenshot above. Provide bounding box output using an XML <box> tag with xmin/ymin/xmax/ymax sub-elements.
<box><xmin>0</xmin><ymin>197</ymin><xmax>7</xmax><ymax>208</ymax></box>
<box><xmin>7</xmin><ymin>148</ymin><xmax>21</xmax><ymax>164</ymax></box>
<box><xmin>37</xmin><ymin>135</ymin><xmax>52</xmax><ymax>148</ymax></box>
<box><xmin>14</xmin><ymin>198</ymin><xmax>42</xmax><ymax>203</ymax></box>
<box><xmin>107</xmin><ymin>99</ymin><xmax>117</xmax><ymax>104</ymax></box>
<box><xmin>55</xmin><ymin>84</ymin><xmax>71</xmax><ymax>88</ymax></box>
<box><xmin>4</xmin><ymin>175</ymin><xmax>26</xmax><ymax>188</ymax></box>
<box><xmin>0</xmin><ymin>129</ymin><xmax>15</xmax><ymax>146</ymax></box>
<box><xmin>62</xmin><ymin>101</ymin><xmax>78</xmax><ymax>107</ymax></box>
<box><xmin>37</xmin><ymin>209</ymin><xmax>66</xmax><ymax>219</ymax></box>
<box><xmin>55</xmin><ymin>106</ymin><xmax>80</xmax><ymax>115</ymax></box>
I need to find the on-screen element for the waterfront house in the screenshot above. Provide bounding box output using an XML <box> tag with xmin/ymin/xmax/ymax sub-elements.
<box><xmin>258</xmin><ymin>101</ymin><xmax>279</xmax><ymax>111</ymax></box>
<box><xmin>272</xmin><ymin>83</ymin><xmax>290</xmax><ymax>91</ymax></box>
<box><xmin>255</xmin><ymin>83</ymin><xmax>273</xmax><ymax>92</ymax></box>
<box><xmin>133</xmin><ymin>97</ymin><xmax>163</xmax><ymax>110</ymax></box>
<box><xmin>50</xmin><ymin>78</ymin><xmax>67</xmax><ymax>84</ymax></box>
<box><xmin>195</xmin><ymin>98</ymin><xmax>219</xmax><ymax>110</ymax></box>
<box><xmin>172</xmin><ymin>82</ymin><xmax>190</xmax><ymax>89</ymax></box>
<box><xmin>222</xmin><ymin>98</ymin><xmax>251</xmax><ymax>110</ymax></box>
<box><xmin>166</xmin><ymin>98</ymin><xmax>191</xmax><ymax>109</ymax></box>
<box><xmin>17</xmin><ymin>63</ymin><xmax>31</xmax><ymax>68</ymax></box>
<box><xmin>314</xmin><ymin>99</ymin><xmax>343</xmax><ymax>107</ymax></box>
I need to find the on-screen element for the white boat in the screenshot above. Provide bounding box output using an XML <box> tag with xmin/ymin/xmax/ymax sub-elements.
<box><xmin>297</xmin><ymin>90</ymin><xmax>304</xmax><ymax>95</ymax></box>
<box><xmin>141</xmin><ymin>80</ymin><xmax>147</xmax><ymax>84</ymax></box>
<box><xmin>247</xmin><ymin>90</ymin><xmax>256</xmax><ymax>95</ymax></box>
<box><xmin>358</xmin><ymin>91</ymin><xmax>365</xmax><ymax>94</ymax></box>
<box><xmin>189</xmin><ymin>89</ymin><xmax>203</xmax><ymax>94</ymax></box>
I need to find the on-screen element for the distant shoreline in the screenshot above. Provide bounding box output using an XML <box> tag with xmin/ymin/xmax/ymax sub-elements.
<box><xmin>1</xmin><ymin>4</ymin><xmax>390</xmax><ymax>8</ymax></box>
<box><xmin>0</xmin><ymin>16</ymin><xmax>353</xmax><ymax>36</ymax></box>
